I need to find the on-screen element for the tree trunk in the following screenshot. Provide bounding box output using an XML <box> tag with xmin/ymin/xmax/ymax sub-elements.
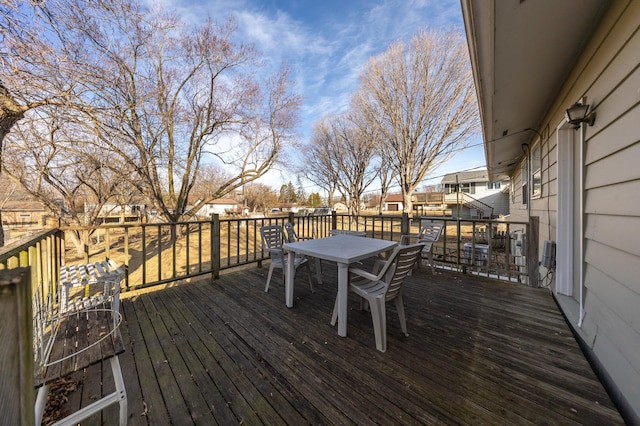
<box><xmin>378</xmin><ymin>189</ymin><xmax>387</xmax><ymax>213</ymax></box>
<box><xmin>402</xmin><ymin>190</ymin><xmax>414</xmax><ymax>217</ymax></box>
<box><xmin>68</xmin><ymin>230</ymin><xmax>90</xmax><ymax>258</ymax></box>
<box><xmin>0</xmin><ymin>83</ymin><xmax>26</xmax><ymax>165</ymax></box>
<box><xmin>0</xmin><ymin>86</ymin><xmax>26</xmax><ymax>246</ymax></box>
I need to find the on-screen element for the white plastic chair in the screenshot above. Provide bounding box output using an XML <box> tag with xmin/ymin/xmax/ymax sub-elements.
<box><xmin>284</xmin><ymin>222</ymin><xmax>323</xmax><ymax>281</ymax></box>
<box><xmin>331</xmin><ymin>243</ymin><xmax>425</xmax><ymax>352</ymax></box>
<box><xmin>284</xmin><ymin>222</ymin><xmax>312</xmax><ymax>242</ymax></box>
<box><xmin>401</xmin><ymin>223</ymin><xmax>443</xmax><ymax>274</ymax></box>
<box><xmin>260</xmin><ymin>224</ymin><xmax>313</xmax><ymax>293</ymax></box>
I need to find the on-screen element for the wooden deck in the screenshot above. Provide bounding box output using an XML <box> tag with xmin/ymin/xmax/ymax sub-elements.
<box><xmin>49</xmin><ymin>261</ymin><xmax>625</xmax><ymax>425</ymax></box>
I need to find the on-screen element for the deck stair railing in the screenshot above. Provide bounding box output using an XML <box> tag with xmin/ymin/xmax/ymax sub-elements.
<box><xmin>444</xmin><ymin>192</ymin><xmax>495</xmax><ymax>218</ymax></box>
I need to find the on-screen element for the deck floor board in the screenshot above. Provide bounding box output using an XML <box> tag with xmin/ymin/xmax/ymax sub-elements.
<box><xmin>56</xmin><ymin>262</ymin><xmax>624</xmax><ymax>425</ymax></box>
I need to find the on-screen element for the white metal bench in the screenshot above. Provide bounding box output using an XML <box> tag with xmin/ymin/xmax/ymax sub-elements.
<box><xmin>33</xmin><ymin>261</ymin><xmax>127</xmax><ymax>425</ymax></box>
<box><xmin>58</xmin><ymin>260</ymin><xmax>124</xmax><ymax>317</ymax></box>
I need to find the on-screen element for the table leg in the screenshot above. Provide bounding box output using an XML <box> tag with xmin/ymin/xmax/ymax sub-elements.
<box><xmin>286</xmin><ymin>250</ymin><xmax>295</xmax><ymax>308</ymax></box>
<box><xmin>337</xmin><ymin>262</ymin><xmax>348</xmax><ymax>337</ymax></box>
<box><xmin>314</xmin><ymin>258</ymin><xmax>323</xmax><ymax>285</ymax></box>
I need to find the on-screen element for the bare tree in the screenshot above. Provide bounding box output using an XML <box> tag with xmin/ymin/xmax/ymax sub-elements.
<box><xmin>1</xmin><ymin>0</ymin><xmax>301</xmax><ymax>230</ymax></box>
<box><xmin>353</xmin><ymin>28</ymin><xmax>479</xmax><ymax>215</ymax></box>
<box><xmin>304</xmin><ymin>119</ymin><xmax>341</xmax><ymax>210</ymax></box>
<box><xmin>376</xmin><ymin>154</ymin><xmax>393</xmax><ymax>213</ymax></box>
<box><xmin>188</xmin><ymin>165</ymin><xmax>233</xmax><ymax>204</ymax></box>
<box><xmin>301</xmin><ymin>134</ymin><xmax>338</xmax><ymax>208</ymax></box>
<box><xmin>0</xmin><ymin>82</ymin><xmax>24</xmax><ymax>154</ymax></box>
<box><xmin>77</xmin><ymin>4</ymin><xmax>300</xmax><ymax>223</ymax></box>
<box><xmin>1</xmin><ymin>1</ymin><xmax>93</xmax><ymax>246</ymax></box>
<box><xmin>2</xmin><ymin>109</ymin><xmax>133</xmax><ymax>252</ymax></box>
<box><xmin>244</xmin><ymin>182</ymin><xmax>277</xmax><ymax>213</ymax></box>
<box><xmin>350</xmin><ymin>103</ymin><xmax>390</xmax><ymax>213</ymax></box>
<box><xmin>0</xmin><ymin>3</ymin><xmax>60</xmax><ymax>148</ymax></box>
<box><xmin>307</xmin><ymin>113</ymin><xmax>377</xmax><ymax>216</ymax></box>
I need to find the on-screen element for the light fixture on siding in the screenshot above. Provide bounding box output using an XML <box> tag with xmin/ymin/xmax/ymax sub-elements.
<box><xmin>565</xmin><ymin>102</ymin><xmax>596</xmax><ymax>129</ymax></box>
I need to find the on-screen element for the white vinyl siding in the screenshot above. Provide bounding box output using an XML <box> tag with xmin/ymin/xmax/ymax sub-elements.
<box><xmin>502</xmin><ymin>2</ymin><xmax>640</xmax><ymax>418</ymax></box>
<box><xmin>546</xmin><ymin>1</ymin><xmax>640</xmax><ymax>417</ymax></box>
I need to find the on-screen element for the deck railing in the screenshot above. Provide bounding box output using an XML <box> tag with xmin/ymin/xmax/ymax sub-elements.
<box><xmin>0</xmin><ymin>213</ymin><xmax>538</xmax><ymax>292</ymax></box>
<box><xmin>0</xmin><ymin>228</ymin><xmax>63</xmax><ymax>302</ymax></box>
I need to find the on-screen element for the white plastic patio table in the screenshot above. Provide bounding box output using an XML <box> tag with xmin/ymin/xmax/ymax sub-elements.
<box><xmin>283</xmin><ymin>235</ymin><xmax>397</xmax><ymax>337</ymax></box>
<box><xmin>328</xmin><ymin>229</ymin><xmax>367</xmax><ymax>237</ymax></box>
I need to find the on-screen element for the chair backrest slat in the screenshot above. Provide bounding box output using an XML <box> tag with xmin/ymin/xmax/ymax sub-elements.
<box><xmin>418</xmin><ymin>224</ymin><xmax>443</xmax><ymax>243</ymax></box>
<box><xmin>260</xmin><ymin>225</ymin><xmax>284</xmax><ymax>250</ymax></box>
<box><xmin>283</xmin><ymin>222</ymin><xmax>297</xmax><ymax>243</ymax></box>
<box><xmin>384</xmin><ymin>243</ymin><xmax>424</xmax><ymax>301</ymax></box>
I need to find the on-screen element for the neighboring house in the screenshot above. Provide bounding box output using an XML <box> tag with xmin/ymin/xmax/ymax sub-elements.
<box><xmin>332</xmin><ymin>202</ymin><xmax>349</xmax><ymax>212</ymax></box>
<box><xmin>462</xmin><ymin>1</ymin><xmax>639</xmax><ymax>423</ymax></box>
<box><xmin>196</xmin><ymin>198</ymin><xmax>242</xmax><ymax>217</ymax></box>
<box><xmin>410</xmin><ymin>191</ymin><xmax>447</xmax><ymax>216</ymax></box>
<box><xmin>441</xmin><ymin>170</ymin><xmax>510</xmax><ymax>218</ymax></box>
<box><xmin>339</xmin><ymin>201</ymin><xmax>367</xmax><ymax>212</ymax></box>
<box><xmin>275</xmin><ymin>203</ymin><xmax>301</xmax><ymax>213</ymax></box>
<box><xmin>383</xmin><ymin>183</ymin><xmax>507</xmax><ymax>218</ymax></box>
<box><xmin>90</xmin><ymin>202</ymin><xmax>146</xmax><ymax>223</ymax></box>
<box><xmin>2</xmin><ymin>200</ymin><xmax>53</xmax><ymax>228</ymax></box>
<box><xmin>383</xmin><ymin>194</ymin><xmax>403</xmax><ymax>212</ymax></box>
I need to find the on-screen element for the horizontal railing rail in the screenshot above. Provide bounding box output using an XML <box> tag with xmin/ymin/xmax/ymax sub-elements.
<box><xmin>1</xmin><ymin>213</ymin><xmax>538</xmax><ymax>293</ymax></box>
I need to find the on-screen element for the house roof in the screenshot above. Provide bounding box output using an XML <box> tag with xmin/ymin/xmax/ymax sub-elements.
<box><xmin>461</xmin><ymin>0</ymin><xmax>611</xmax><ymax>180</ymax></box>
<box><xmin>208</xmin><ymin>198</ymin><xmax>240</xmax><ymax>205</ymax></box>
<box><xmin>384</xmin><ymin>194</ymin><xmax>403</xmax><ymax>203</ymax></box>
<box><xmin>441</xmin><ymin>170</ymin><xmax>489</xmax><ymax>184</ymax></box>
<box><xmin>3</xmin><ymin>200</ymin><xmax>49</xmax><ymax>212</ymax></box>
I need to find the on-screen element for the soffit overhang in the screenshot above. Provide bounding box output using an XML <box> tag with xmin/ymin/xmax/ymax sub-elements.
<box><xmin>460</xmin><ymin>0</ymin><xmax>611</xmax><ymax>180</ymax></box>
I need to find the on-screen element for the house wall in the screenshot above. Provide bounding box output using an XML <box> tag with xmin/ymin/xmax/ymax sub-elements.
<box><xmin>474</xmin><ymin>182</ymin><xmax>510</xmax><ymax>217</ymax></box>
<box><xmin>508</xmin><ymin>2</ymin><xmax>640</xmax><ymax>421</ymax></box>
<box><xmin>384</xmin><ymin>202</ymin><xmax>401</xmax><ymax>211</ymax></box>
<box><xmin>200</xmin><ymin>204</ymin><xmax>237</xmax><ymax>216</ymax></box>
<box><xmin>444</xmin><ymin>181</ymin><xmax>510</xmax><ymax>218</ymax></box>
<box><xmin>2</xmin><ymin>210</ymin><xmax>49</xmax><ymax>227</ymax></box>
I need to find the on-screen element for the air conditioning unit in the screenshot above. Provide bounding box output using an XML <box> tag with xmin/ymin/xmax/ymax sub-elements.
<box><xmin>542</xmin><ymin>240</ymin><xmax>556</xmax><ymax>269</ymax></box>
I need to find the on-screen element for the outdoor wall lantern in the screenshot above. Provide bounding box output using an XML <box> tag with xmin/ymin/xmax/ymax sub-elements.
<box><xmin>565</xmin><ymin>102</ymin><xmax>596</xmax><ymax>129</ymax></box>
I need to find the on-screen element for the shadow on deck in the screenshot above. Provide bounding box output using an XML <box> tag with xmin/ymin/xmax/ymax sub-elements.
<box><xmin>50</xmin><ymin>262</ymin><xmax>624</xmax><ymax>425</ymax></box>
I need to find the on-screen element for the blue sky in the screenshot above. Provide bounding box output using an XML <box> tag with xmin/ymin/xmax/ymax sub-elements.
<box><xmin>161</xmin><ymin>0</ymin><xmax>486</xmax><ymax>193</ymax></box>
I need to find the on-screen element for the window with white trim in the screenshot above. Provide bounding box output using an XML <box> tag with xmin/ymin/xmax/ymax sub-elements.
<box><xmin>510</xmin><ymin>176</ymin><xmax>516</xmax><ymax>203</ymax></box>
<box><xmin>521</xmin><ymin>159</ymin><xmax>528</xmax><ymax>207</ymax></box>
<box><xmin>532</xmin><ymin>143</ymin><xmax>541</xmax><ymax>198</ymax></box>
